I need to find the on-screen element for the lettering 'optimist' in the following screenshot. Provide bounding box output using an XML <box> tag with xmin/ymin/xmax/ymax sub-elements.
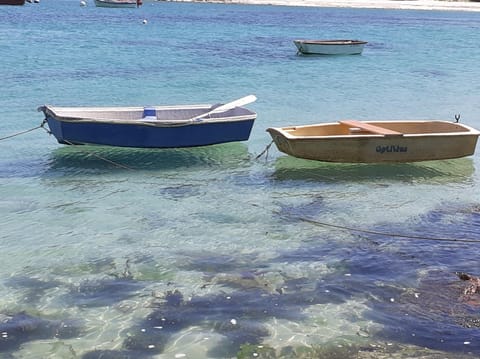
<box><xmin>376</xmin><ymin>145</ymin><xmax>408</xmax><ymax>154</ymax></box>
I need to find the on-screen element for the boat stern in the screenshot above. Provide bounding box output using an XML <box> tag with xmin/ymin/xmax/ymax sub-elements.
<box><xmin>293</xmin><ymin>40</ymin><xmax>303</xmax><ymax>52</ymax></box>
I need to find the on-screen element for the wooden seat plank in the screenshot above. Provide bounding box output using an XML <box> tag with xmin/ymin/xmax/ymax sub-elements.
<box><xmin>339</xmin><ymin>120</ymin><xmax>403</xmax><ymax>136</ymax></box>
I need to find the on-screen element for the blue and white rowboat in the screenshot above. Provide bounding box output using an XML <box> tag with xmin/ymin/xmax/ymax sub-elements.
<box><xmin>39</xmin><ymin>95</ymin><xmax>257</xmax><ymax>148</ymax></box>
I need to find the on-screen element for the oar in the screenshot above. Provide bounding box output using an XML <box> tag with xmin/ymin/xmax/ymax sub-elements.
<box><xmin>189</xmin><ymin>94</ymin><xmax>257</xmax><ymax>122</ymax></box>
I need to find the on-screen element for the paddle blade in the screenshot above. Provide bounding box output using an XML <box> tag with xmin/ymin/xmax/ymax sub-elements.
<box><xmin>188</xmin><ymin>94</ymin><xmax>257</xmax><ymax>122</ymax></box>
<box><xmin>210</xmin><ymin>94</ymin><xmax>257</xmax><ymax>114</ymax></box>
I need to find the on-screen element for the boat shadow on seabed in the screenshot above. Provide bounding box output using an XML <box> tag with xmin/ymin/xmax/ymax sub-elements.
<box><xmin>43</xmin><ymin>142</ymin><xmax>251</xmax><ymax>173</ymax></box>
<box><xmin>269</xmin><ymin>156</ymin><xmax>476</xmax><ymax>184</ymax></box>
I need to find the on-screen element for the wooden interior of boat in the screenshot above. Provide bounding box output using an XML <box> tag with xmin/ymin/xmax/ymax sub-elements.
<box><xmin>282</xmin><ymin>120</ymin><xmax>473</xmax><ymax>137</ymax></box>
<box><xmin>339</xmin><ymin>120</ymin><xmax>402</xmax><ymax>136</ymax></box>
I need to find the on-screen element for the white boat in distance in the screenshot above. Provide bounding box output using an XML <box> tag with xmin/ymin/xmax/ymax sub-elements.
<box><xmin>94</xmin><ymin>0</ymin><xmax>141</xmax><ymax>8</ymax></box>
<box><xmin>294</xmin><ymin>39</ymin><xmax>367</xmax><ymax>55</ymax></box>
<box><xmin>267</xmin><ymin>120</ymin><xmax>480</xmax><ymax>163</ymax></box>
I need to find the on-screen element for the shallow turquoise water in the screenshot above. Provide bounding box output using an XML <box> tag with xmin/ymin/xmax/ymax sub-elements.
<box><xmin>1</xmin><ymin>1</ymin><xmax>480</xmax><ymax>357</ymax></box>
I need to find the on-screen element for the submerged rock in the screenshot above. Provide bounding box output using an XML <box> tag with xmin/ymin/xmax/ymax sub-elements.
<box><xmin>457</xmin><ymin>272</ymin><xmax>480</xmax><ymax>305</ymax></box>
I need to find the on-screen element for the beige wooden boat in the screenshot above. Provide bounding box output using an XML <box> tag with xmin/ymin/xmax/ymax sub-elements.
<box><xmin>266</xmin><ymin>120</ymin><xmax>480</xmax><ymax>163</ymax></box>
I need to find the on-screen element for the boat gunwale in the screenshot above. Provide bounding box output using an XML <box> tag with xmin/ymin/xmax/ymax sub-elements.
<box><xmin>294</xmin><ymin>39</ymin><xmax>368</xmax><ymax>46</ymax></box>
<box><xmin>41</xmin><ymin>105</ymin><xmax>257</xmax><ymax>128</ymax></box>
<box><xmin>267</xmin><ymin>120</ymin><xmax>480</xmax><ymax>140</ymax></box>
<box><xmin>271</xmin><ymin>132</ymin><xmax>480</xmax><ymax>141</ymax></box>
<box><xmin>44</xmin><ymin>104</ymin><xmax>213</xmax><ymax>113</ymax></box>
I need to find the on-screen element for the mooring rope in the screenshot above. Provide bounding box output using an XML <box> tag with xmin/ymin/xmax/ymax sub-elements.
<box><xmin>250</xmin><ymin>203</ymin><xmax>480</xmax><ymax>243</ymax></box>
<box><xmin>255</xmin><ymin>140</ymin><xmax>274</xmax><ymax>160</ymax></box>
<box><xmin>294</xmin><ymin>215</ymin><xmax>480</xmax><ymax>243</ymax></box>
<box><xmin>0</xmin><ymin>120</ymin><xmax>133</xmax><ymax>170</ymax></box>
<box><xmin>0</xmin><ymin>120</ymin><xmax>48</xmax><ymax>141</ymax></box>
<box><xmin>62</xmin><ymin>139</ymin><xmax>134</xmax><ymax>170</ymax></box>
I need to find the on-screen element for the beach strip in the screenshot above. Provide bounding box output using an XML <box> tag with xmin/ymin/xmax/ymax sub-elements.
<box><xmin>162</xmin><ymin>0</ymin><xmax>480</xmax><ymax>12</ymax></box>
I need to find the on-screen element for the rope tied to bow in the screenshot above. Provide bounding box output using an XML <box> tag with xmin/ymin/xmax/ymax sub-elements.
<box><xmin>0</xmin><ymin>119</ymin><xmax>49</xmax><ymax>142</ymax></box>
<box><xmin>255</xmin><ymin>140</ymin><xmax>274</xmax><ymax>160</ymax></box>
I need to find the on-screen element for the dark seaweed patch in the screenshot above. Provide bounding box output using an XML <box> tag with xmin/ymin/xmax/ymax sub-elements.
<box><xmin>158</xmin><ymin>184</ymin><xmax>201</xmax><ymax>200</ymax></box>
<box><xmin>367</xmin><ymin>270</ymin><xmax>480</xmax><ymax>353</ymax></box>
<box><xmin>274</xmin><ymin>195</ymin><xmax>325</xmax><ymax>222</ymax></box>
<box><xmin>269</xmin><ymin>200</ymin><xmax>480</xmax><ymax>355</ymax></box>
<box><xmin>122</xmin><ymin>288</ymin><xmax>297</xmax><ymax>358</ymax></box>
<box><xmin>356</xmin><ymin>204</ymin><xmax>480</xmax><ymax>354</ymax></box>
<box><xmin>65</xmin><ymin>277</ymin><xmax>143</xmax><ymax>308</ymax></box>
<box><xmin>0</xmin><ymin>312</ymin><xmax>81</xmax><ymax>353</ymax></box>
<box><xmin>371</xmin><ymin>203</ymin><xmax>480</xmax><ymax>267</ymax></box>
<box><xmin>177</xmin><ymin>251</ymin><xmax>264</xmax><ymax>274</ymax></box>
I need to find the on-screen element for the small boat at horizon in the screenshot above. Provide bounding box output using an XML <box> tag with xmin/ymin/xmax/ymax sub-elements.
<box><xmin>0</xmin><ymin>0</ymin><xmax>25</xmax><ymax>5</ymax></box>
<box><xmin>94</xmin><ymin>0</ymin><xmax>142</xmax><ymax>8</ymax></box>
<box><xmin>294</xmin><ymin>39</ymin><xmax>367</xmax><ymax>55</ymax></box>
<box><xmin>267</xmin><ymin>120</ymin><xmax>480</xmax><ymax>163</ymax></box>
<box><xmin>38</xmin><ymin>95</ymin><xmax>257</xmax><ymax>149</ymax></box>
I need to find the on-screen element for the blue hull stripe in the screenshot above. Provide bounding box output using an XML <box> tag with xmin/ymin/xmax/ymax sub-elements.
<box><xmin>46</xmin><ymin>117</ymin><xmax>255</xmax><ymax>148</ymax></box>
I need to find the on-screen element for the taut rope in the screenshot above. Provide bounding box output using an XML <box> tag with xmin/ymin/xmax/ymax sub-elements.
<box><xmin>255</xmin><ymin>140</ymin><xmax>274</xmax><ymax>160</ymax></box>
<box><xmin>0</xmin><ymin>119</ymin><xmax>49</xmax><ymax>141</ymax></box>
<box><xmin>250</xmin><ymin>203</ymin><xmax>480</xmax><ymax>244</ymax></box>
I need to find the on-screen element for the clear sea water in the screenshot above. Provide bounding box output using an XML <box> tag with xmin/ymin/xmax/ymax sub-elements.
<box><xmin>1</xmin><ymin>0</ymin><xmax>480</xmax><ymax>357</ymax></box>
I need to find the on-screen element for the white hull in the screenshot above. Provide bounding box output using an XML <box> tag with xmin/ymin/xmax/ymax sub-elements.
<box><xmin>94</xmin><ymin>0</ymin><xmax>138</xmax><ymax>8</ymax></box>
<box><xmin>294</xmin><ymin>39</ymin><xmax>367</xmax><ymax>55</ymax></box>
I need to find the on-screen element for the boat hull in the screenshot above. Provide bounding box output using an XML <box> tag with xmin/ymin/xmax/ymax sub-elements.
<box><xmin>41</xmin><ymin>105</ymin><xmax>256</xmax><ymax>148</ymax></box>
<box><xmin>0</xmin><ymin>0</ymin><xmax>25</xmax><ymax>5</ymax></box>
<box><xmin>267</xmin><ymin>121</ymin><xmax>480</xmax><ymax>163</ymax></box>
<box><xmin>94</xmin><ymin>0</ymin><xmax>138</xmax><ymax>8</ymax></box>
<box><xmin>294</xmin><ymin>40</ymin><xmax>367</xmax><ymax>55</ymax></box>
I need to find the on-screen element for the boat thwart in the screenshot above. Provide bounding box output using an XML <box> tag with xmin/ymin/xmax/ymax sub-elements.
<box><xmin>267</xmin><ymin>120</ymin><xmax>480</xmax><ymax>163</ymax></box>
